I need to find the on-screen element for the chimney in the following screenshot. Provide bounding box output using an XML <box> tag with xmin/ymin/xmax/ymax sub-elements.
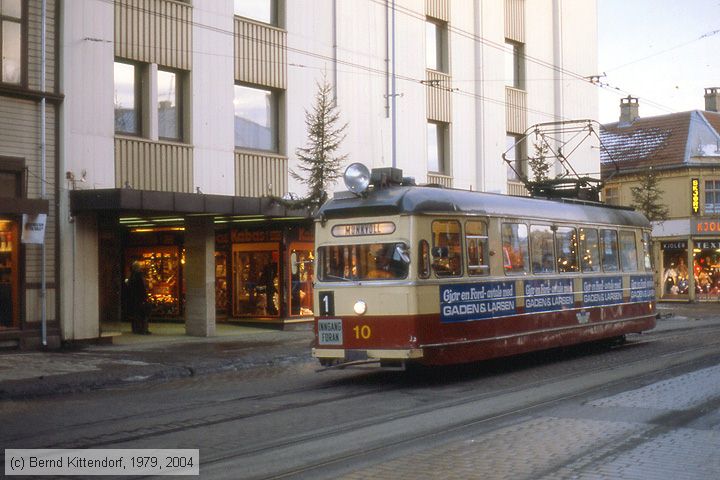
<box><xmin>704</xmin><ymin>87</ymin><xmax>720</xmax><ymax>112</ymax></box>
<box><xmin>619</xmin><ymin>96</ymin><xmax>639</xmax><ymax>125</ymax></box>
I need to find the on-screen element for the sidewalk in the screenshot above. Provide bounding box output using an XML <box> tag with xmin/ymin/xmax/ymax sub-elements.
<box><xmin>0</xmin><ymin>303</ymin><xmax>718</xmax><ymax>400</ymax></box>
<box><xmin>0</xmin><ymin>322</ymin><xmax>314</xmax><ymax>400</ymax></box>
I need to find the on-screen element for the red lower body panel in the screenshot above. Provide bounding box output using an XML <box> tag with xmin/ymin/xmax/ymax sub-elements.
<box><xmin>314</xmin><ymin>302</ymin><xmax>656</xmax><ymax>366</ymax></box>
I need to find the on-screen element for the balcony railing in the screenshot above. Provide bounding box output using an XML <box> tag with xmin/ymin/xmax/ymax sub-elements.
<box><xmin>234</xmin><ymin>16</ymin><xmax>287</xmax><ymax>89</ymax></box>
<box><xmin>235</xmin><ymin>150</ymin><xmax>288</xmax><ymax>197</ymax></box>
<box><xmin>115</xmin><ymin>137</ymin><xmax>193</xmax><ymax>192</ymax></box>
<box><xmin>505</xmin><ymin>86</ymin><xmax>527</xmax><ymax>134</ymax></box>
<box><xmin>115</xmin><ymin>0</ymin><xmax>192</xmax><ymax>69</ymax></box>
<box><xmin>426</xmin><ymin>70</ymin><xmax>452</xmax><ymax>123</ymax></box>
<box><xmin>427</xmin><ymin>173</ymin><xmax>453</xmax><ymax>188</ymax></box>
<box><xmin>507</xmin><ymin>180</ymin><xmax>528</xmax><ymax>197</ymax></box>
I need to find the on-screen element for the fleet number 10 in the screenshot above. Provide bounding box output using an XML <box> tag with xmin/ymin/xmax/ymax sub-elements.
<box><xmin>353</xmin><ymin>325</ymin><xmax>371</xmax><ymax>340</ymax></box>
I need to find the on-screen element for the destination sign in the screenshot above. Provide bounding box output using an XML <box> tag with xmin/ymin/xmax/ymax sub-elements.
<box><xmin>439</xmin><ymin>281</ymin><xmax>517</xmax><ymax>323</ymax></box>
<box><xmin>331</xmin><ymin>222</ymin><xmax>395</xmax><ymax>237</ymax></box>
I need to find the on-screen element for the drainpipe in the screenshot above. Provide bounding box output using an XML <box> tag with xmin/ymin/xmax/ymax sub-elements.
<box><xmin>384</xmin><ymin>0</ymin><xmax>390</xmax><ymax>118</ymax></box>
<box><xmin>40</xmin><ymin>0</ymin><xmax>47</xmax><ymax>346</ymax></box>
<box><xmin>332</xmin><ymin>0</ymin><xmax>338</xmax><ymax>105</ymax></box>
<box><xmin>391</xmin><ymin>0</ymin><xmax>397</xmax><ymax>168</ymax></box>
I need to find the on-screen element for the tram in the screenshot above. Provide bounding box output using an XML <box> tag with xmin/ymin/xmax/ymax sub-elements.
<box><xmin>312</xmin><ymin>164</ymin><xmax>656</xmax><ymax>368</ymax></box>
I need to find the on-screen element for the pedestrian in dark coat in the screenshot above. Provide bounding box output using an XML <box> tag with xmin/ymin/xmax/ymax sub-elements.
<box><xmin>127</xmin><ymin>261</ymin><xmax>150</xmax><ymax>334</ymax></box>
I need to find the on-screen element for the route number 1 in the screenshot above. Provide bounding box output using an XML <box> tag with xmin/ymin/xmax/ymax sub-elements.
<box><xmin>319</xmin><ymin>292</ymin><xmax>334</xmax><ymax>316</ymax></box>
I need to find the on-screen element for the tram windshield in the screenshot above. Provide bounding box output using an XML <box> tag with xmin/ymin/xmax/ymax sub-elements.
<box><xmin>318</xmin><ymin>243</ymin><xmax>410</xmax><ymax>281</ymax></box>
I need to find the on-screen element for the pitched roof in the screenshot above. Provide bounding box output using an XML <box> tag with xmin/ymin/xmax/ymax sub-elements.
<box><xmin>600</xmin><ymin>110</ymin><xmax>720</xmax><ymax>176</ymax></box>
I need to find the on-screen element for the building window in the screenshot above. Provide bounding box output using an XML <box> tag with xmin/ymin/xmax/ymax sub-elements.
<box><xmin>234</xmin><ymin>84</ymin><xmax>279</xmax><ymax>152</ymax></box>
<box><xmin>604</xmin><ymin>186</ymin><xmax>619</xmax><ymax>206</ymax></box>
<box><xmin>234</xmin><ymin>0</ymin><xmax>277</xmax><ymax>25</ymax></box>
<box><xmin>427</xmin><ymin>121</ymin><xmax>448</xmax><ymax>174</ymax></box>
<box><xmin>426</xmin><ymin>19</ymin><xmax>448</xmax><ymax>73</ymax></box>
<box><xmin>1</xmin><ymin>0</ymin><xmax>23</xmax><ymax>85</ymax></box>
<box><xmin>705</xmin><ymin>180</ymin><xmax>720</xmax><ymax>214</ymax></box>
<box><xmin>114</xmin><ymin>61</ymin><xmax>141</xmax><ymax>135</ymax></box>
<box><xmin>505</xmin><ymin>40</ymin><xmax>524</xmax><ymax>89</ymax></box>
<box><xmin>158</xmin><ymin>69</ymin><xmax>182</xmax><ymax>141</ymax></box>
<box><xmin>506</xmin><ymin>134</ymin><xmax>525</xmax><ymax>181</ymax></box>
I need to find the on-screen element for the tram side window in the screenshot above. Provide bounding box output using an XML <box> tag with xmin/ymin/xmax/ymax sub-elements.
<box><xmin>530</xmin><ymin>225</ymin><xmax>555</xmax><ymax>273</ymax></box>
<box><xmin>579</xmin><ymin>228</ymin><xmax>601</xmax><ymax>272</ymax></box>
<box><xmin>619</xmin><ymin>230</ymin><xmax>639</xmax><ymax>272</ymax></box>
<box><xmin>466</xmin><ymin>220</ymin><xmax>489</xmax><ymax>276</ymax></box>
<box><xmin>556</xmin><ymin>227</ymin><xmax>579</xmax><ymax>273</ymax></box>
<box><xmin>642</xmin><ymin>232</ymin><xmax>653</xmax><ymax>271</ymax></box>
<box><xmin>502</xmin><ymin>223</ymin><xmax>529</xmax><ymax>274</ymax></box>
<box><xmin>431</xmin><ymin>220</ymin><xmax>462</xmax><ymax>277</ymax></box>
<box><xmin>600</xmin><ymin>229</ymin><xmax>620</xmax><ymax>272</ymax></box>
<box><xmin>418</xmin><ymin>239</ymin><xmax>431</xmax><ymax>279</ymax></box>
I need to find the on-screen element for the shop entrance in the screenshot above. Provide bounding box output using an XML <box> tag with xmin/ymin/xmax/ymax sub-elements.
<box><xmin>0</xmin><ymin>218</ymin><xmax>18</xmax><ymax>329</ymax></box>
<box><xmin>232</xmin><ymin>243</ymin><xmax>280</xmax><ymax>318</ymax></box>
<box><xmin>125</xmin><ymin>246</ymin><xmax>183</xmax><ymax>317</ymax></box>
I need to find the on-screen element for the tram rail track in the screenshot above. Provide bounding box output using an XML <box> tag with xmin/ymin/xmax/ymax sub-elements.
<box><xmin>199</xmin><ymin>337</ymin><xmax>720</xmax><ymax>479</ymax></box>
<box><xmin>3</xmin><ymin>320</ymin><xmax>720</xmax><ymax>477</ymax></box>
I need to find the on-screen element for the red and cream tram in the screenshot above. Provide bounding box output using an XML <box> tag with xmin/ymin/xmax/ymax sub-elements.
<box><xmin>312</xmin><ymin>164</ymin><xmax>656</xmax><ymax>368</ymax></box>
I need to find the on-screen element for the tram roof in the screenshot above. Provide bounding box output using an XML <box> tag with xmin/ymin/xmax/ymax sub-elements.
<box><xmin>317</xmin><ymin>186</ymin><xmax>650</xmax><ymax>228</ymax></box>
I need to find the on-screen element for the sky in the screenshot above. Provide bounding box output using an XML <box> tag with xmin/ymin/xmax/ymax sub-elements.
<box><xmin>597</xmin><ymin>0</ymin><xmax>720</xmax><ymax>123</ymax></box>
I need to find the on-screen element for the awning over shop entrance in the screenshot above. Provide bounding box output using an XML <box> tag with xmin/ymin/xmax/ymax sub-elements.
<box><xmin>69</xmin><ymin>188</ymin><xmax>311</xmax><ymax>219</ymax></box>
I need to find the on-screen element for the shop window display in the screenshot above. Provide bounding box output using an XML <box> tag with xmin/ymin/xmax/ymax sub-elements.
<box><xmin>232</xmin><ymin>245</ymin><xmax>280</xmax><ymax>317</ymax></box>
<box><xmin>0</xmin><ymin>219</ymin><xmax>18</xmax><ymax>328</ymax></box>
<box><xmin>215</xmin><ymin>251</ymin><xmax>229</xmax><ymax>314</ymax></box>
<box><xmin>290</xmin><ymin>245</ymin><xmax>314</xmax><ymax>316</ymax></box>
<box><xmin>662</xmin><ymin>242</ymin><xmax>689</xmax><ymax>298</ymax></box>
<box><xmin>694</xmin><ymin>241</ymin><xmax>720</xmax><ymax>300</ymax></box>
<box><xmin>125</xmin><ymin>246</ymin><xmax>182</xmax><ymax>317</ymax></box>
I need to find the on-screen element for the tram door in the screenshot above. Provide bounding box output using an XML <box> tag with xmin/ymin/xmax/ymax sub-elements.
<box><xmin>232</xmin><ymin>243</ymin><xmax>280</xmax><ymax>318</ymax></box>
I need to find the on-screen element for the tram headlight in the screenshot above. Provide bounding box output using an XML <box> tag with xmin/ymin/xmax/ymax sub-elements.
<box><xmin>344</xmin><ymin>163</ymin><xmax>371</xmax><ymax>194</ymax></box>
<box><xmin>353</xmin><ymin>300</ymin><xmax>367</xmax><ymax>315</ymax></box>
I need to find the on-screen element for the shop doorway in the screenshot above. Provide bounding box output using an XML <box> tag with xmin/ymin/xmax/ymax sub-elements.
<box><xmin>232</xmin><ymin>243</ymin><xmax>280</xmax><ymax>318</ymax></box>
<box><xmin>289</xmin><ymin>243</ymin><xmax>314</xmax><ymax>317</ymax></box>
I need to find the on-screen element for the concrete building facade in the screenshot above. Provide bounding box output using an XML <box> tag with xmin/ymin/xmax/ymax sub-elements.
<box><xmin>1</xmin><ymin>0</ymin><xmax>599</xmax><ymax>346</ymax></box>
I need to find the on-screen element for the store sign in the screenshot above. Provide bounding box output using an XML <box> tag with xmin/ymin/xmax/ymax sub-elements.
<box><xmin>695</xmin><ymin>240</ymin><xmax>720</xmax><ymax>250</ymax></box>
<box><xmin>21</xmin><ymin>214</ymin><xmax>47</xmax><ymax>244</ymax></box>
<box><xmin>331</xmin><ymin>222</ymin><xmax>395</xmax><ymax>237</ymax></box>
<box><xmin>692</xmin><ymin>219</ymin><xmax>720</xmax><ymax>235</ymax></box>
<box><xmin>691</xmin><ymin>178</ymin><xmax>700</xmax><ymax>215</ymax></box>
<box><xmin>231</xmin><ymin>230</ymin><xmax>281</xmax><ymax>243</ymax></box>
<box><xmin>661</xmin><ymin>241</ymin><xmax>687</xmax><ymax>250</ymax></box>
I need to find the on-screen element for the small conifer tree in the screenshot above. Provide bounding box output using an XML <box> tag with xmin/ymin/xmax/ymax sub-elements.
<box><xmin>528</xmin><ymin>141</ymin><xmax>552</xmax><ymax>182</ymax></box>
<box><xmin>290</xmin><ymin>78</ymin><xmax>348</xmax><ymax>207</ymax></box>
<box><xmin>630</xmin><ymin>167</ymin><xmax>669</xmax><ymax>222</ymax></box>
